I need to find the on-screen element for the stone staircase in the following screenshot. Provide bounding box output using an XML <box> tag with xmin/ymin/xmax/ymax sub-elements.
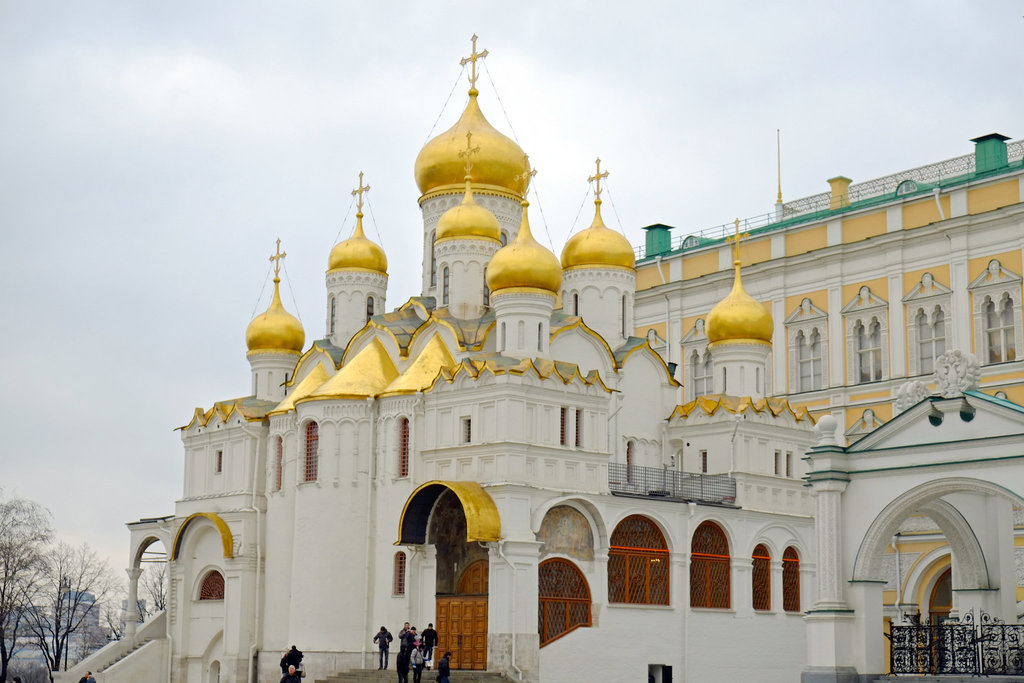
<box><xmin>872</xmin><ymin>678</ymin><xmax>1024</xmax><ymax>682</ymax></box>
<box><xmin>315</xmin><ymin>669</ymin><xmax>510</xmax><ymax>683</ymax></box>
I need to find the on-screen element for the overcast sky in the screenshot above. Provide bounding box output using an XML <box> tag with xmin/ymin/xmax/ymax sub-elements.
<box><xmin>2</xmin><ymin>1</ymin><xmax>1022</xmax><ymax>574</ymax></box>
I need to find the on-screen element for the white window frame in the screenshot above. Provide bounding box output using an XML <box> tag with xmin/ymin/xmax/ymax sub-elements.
<box><xmin>681</xmin><ymin>319</ymin><xmax>711</xmax><ymax>401</ymax></box>
<box><xmin>969</xmin><ymin>259</ymin><xmax>1022</xmax><ymax>365</ymax></box>
<box><xmin>841</xmin><ymin>286</ymin><xmax>889</xmax><ymax>385</ymax></box>
<box><xmin>785</xmin><ymin>298</ymin><xmax>828</xmax><ymax>393</ymax></box>
<box><xmin>903</xmin><ymin>272</ymin><xmax>952</xmax><ymax>376</ymax></box>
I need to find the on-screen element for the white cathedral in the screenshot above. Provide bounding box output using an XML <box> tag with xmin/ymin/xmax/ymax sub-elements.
<box><xmin>64</xmin><ymin>39</ymin><xmax>1024</xmax><ymax>683</ymax></box>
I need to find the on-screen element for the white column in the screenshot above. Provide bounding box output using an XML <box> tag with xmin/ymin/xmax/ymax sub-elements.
<box><xmin>949</xmin><ymin>232</ymin><xmax>971</xmax><ymax>352</ymax></box>
<box><xmin>811</xmin><ymin>480</ymin><xmax>849</xmax><ymax>610</ymax></box>
<box><xmin>887</xmin><ymin>271</ymin><xmax>906</xmax><ymax>378</ymax></box>
<box><xmin>124</xmin><ymin>567</ymin><xmax>142</xmax><ymax>638</ymax></box>
<box><xmin>770</xmin><ymin>559</ymin><xmax>784</xmax><ymax>614</ymax></box>
<box><xmin>828</xmin><ymin>286</ymin><xmax>844</xmax><ymax>387</ymax></box>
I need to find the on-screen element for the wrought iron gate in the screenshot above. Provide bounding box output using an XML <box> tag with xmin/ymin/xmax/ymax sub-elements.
<box><xmin>890</xmin><ymin>611</ymin><xmax>1024</xmax><ymax>676</ymax></box>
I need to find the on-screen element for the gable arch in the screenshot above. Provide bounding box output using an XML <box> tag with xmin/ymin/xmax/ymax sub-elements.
<box><xmin>689</xmin><ymin>515</ymin><xmax>737</xmax><ymax>558</ymax></box>
<box><xmin>608</xmin><ymin>509</ymin><xmax>677</xmax><ymax>552</ymax></box>
<box><xmin>530</xmin><ymin>496</ymin><xmax>608</xmax><ymax>548</ymax></box>
<box><xmin>745</xmin><ymin>521</ymin><xmax>809</xmax><ymax>559</ymax></box>
<box><xmin>171</xmin><ymin>512</ymin><xmax>234</xmax><ymax>561</ymax></box>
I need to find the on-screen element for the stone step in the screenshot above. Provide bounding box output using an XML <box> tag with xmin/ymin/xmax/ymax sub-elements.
<box><xmin>315</xmin><ymin>669</ymin><xmax>509</xmax><ymax>683</ymax></box>
<box><xmin>873</xmin><ymin>677</ymin><xmax>1024</xmax><ymax>682</ymax></box>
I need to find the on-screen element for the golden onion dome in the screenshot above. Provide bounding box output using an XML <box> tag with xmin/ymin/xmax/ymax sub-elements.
<box><xmin>560</xmin><ymin>199</ymin><xmax>636</xmax><ymax>270</ymax></box>
<box><xmin>706</xmin><ymin>261</ymin><xmax>773</xmax><ymax>344</ymax></box>
<box><xmin>436</xmin><ymin>179</ymin><xmax>501</xmax><ymax>242</ymax></box>
<box><xmin>246</xmin><ymin>278</ymin><xmax>306</xmax><ymax>353</ymax></box>
<box><xmin>487</xmin><ymin>199</ymin><xmax>561</xmax><ymax>294</ymax></box>
<box><xmin>414</xmin><ymin>88</ymin><xmax>529</xmax><ymax>196</ymax></box>
<box><xmin>328</xmin><ymin>211</ymin><xmax>387</xmax><ymax>274</ymax></box>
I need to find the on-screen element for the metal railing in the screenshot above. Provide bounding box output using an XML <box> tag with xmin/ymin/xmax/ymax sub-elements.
<box><xmin>608</xmin><ymin>463</ymin><xmax>736</xmax><ymax>505</ymax></box>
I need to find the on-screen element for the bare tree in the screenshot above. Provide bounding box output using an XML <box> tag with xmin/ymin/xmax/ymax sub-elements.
<box><xmin>24</xmin><ymin>542</ymin><xmax>116</xmax><ymax>682</ymax></box>
<box><xmin>0</xmin><ymin>492</ymin><xmax>53</xmax><ymax>683</ymax></box>
<box><xmin>139</xmin><ymin>562</ymin><xmax>167</xmax><ymax>615</ymax></box>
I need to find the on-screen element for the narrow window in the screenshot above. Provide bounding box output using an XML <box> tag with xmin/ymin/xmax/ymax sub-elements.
<box><xmin>755</xmin><ymin>367</ymin><xmax>761</xmax><ymax>394</ymax></box>
<box><xmin>500</xmin><ymin>231</ymin><xmax>508</xmax><ymax>247</ymax></box>
<box><xmin>700</xmin><ymin>450</ymin><xmax>708</xmax><ymax>474</ymax></box>
<box><xmin>782</xmin><ymin>547</ymin><xmax>800</xmax><ymax>612</ymax></box>
<box><xmin>608</xmin><ymin>515</ymin><xmax>669</xmax><ymax>605</ymax></box>
<box><xmin>254</xmin><ymin>373</ymin><xmax>258</xmax><ymax>395</ymax></box>
<box><xmin>501</xmin><ymin>322</ymin><xmax>506</xmax><ymax>351</ymax></box>
<box><xmin>773</xmin><ymin>450</ymin><xmax>781</xmax><ymax>476</ymax></box>
<box><xmin>690</xmin><ymin>521</ymin><xmax>730</xmax><ymax>609</ymax></box>
<box><xmin>621</xmin><ymin>294</ymin><xmax>627</xmax><ymax>338</ymax></box>
<box><xmin>538</xmin><ymin>322</ymin><xmax>543</xmax><ymax>351</ymax></box>
<box><xmin>199</xmin><ymin>570</ymin><xmax>225</xmax><ymax>600</ymax></box>
<box><xmin>430</xmin><ymin>232</ymin><xmax>437</xmax><ymax>286</ymax></box>
<box><xmin>721</xmin><ymin>367</ymin><xmax>727</xmax><ymax>393</ymax></box>
<box><xmin>483</xmin><ymin>283</ymin><xmax>490</xmax><ymax>307</ymax></box>
<box><xmin>393</xmin><ymin>552</ymin><xmax>407</xmax><ymax>595</ymax></box>
<box><xmin>304</xmin><ymin>422</ymin><xmax>319</xmax><ymax>482</ymax></box>
<box><xmin>398</xmin><ymin>417</ymin><xmax>410</xmax><ymax>477</ymax></box>
<box><xmin>573</xmin><ymin>293</ymin><xmax>579</xmax><ymax>317</ymax></box>
<box><xmin>625</xmin><ymin>440</ymin><xmax>634</xmax><ymax>484</ymax></box>
<box><xmin>985</xmin><ymin>295</ymin><xmax>1017</xmax><ymax>363</ymax></box>
<box><xmin>462</xmin><ymin>417</ymin><xmax>472</xmax><ymax>444</ymax></box>
<box><xmin>575</xmin><ymin>409</ymin><xmax>583</xmax><ymax>448</ymax></box>
<box><xmin>442</xmin><ymin>267</ymin><xmax>450</xmax><ymax>306</ymax></box>
<box><xmin>366</xmin><ymin>295</ymin><xmax>374</xmax><ymax>321</ymax></box>
<box><xmin>559</xmin><ymin>407</ymin><xmax>568</xmax><ymax>446</ymax></box>
<box><xmin>275</xmin><ymin>436</ymin><xmax>283</xmax><ymax>491</ymax></box>
<box><xmin>752</xmin><ymin>544</ymin><xmax>771</xmax><ymax>611</ymax></box>
<box><xmin>215</xmin><ymin>449</ymin><xmax>223</xmax><ymax>474</ymax></box>
<box><xmin>330</xmin><ymin>296</ymin><xmax>336</xmax><ymax>334</ymax></box>
<box><xmin>785</xmin><ymin>451</ymin><xmax>793</xmax><ymax>478</ymax></box>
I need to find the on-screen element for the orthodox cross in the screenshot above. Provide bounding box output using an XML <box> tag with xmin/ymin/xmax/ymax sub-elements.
<box><xmin>269</xmin><ymin>238</ymin><xmax>286</xmax><ymax>279</ymax></box>
<box><xmin>726</xmin><ymin>218</ymin><xmax>749</xmax><ymax>263</ymax></box>
<box><xmin>460</xmin><ymin>34</ymin><xmax>489</xmax><ymax>90</ymax></box>
<box><xmin>351</xmin><ymin>171</ymin><xmax>370</xmax><ymax>213</ymax></box>
<box><xmin>459</xmin><ymin>131</ymin><xmax>480</xmax><ymax>178</ymax></box>
<box><xmin>514</xmin><ymin>155</ymin><xmax>536</xmax><ymax>196</ymax></box>
<box><xmin>588</xmin><ymin>157</ymin><xmax>609</xmax><ymax>200</ymax></box>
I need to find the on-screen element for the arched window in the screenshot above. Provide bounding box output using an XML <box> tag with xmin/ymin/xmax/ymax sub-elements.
<box><xmin>501</xmin><ymin>322</ymin><xmax>506</xmax><ymax>351</ymax></box>
<box><xmin>398</xmin><ymin>417</ymin><xmax>410</xmax><ymax>477</ymax></box>
<box><xmin>274</xmin><ymin>436</ymin><xmax>283</xmax><ymax>491</ymax></box>
<box><xmin>782</xmin><ymin>547</ymin><xmax>800</xmax><ymax>612</ymax></box>
<box><xmin>621</xmin><ymin>294</ymin><xmax>627</xmax><ymax>338</ymax></box>
<box><xmin>304</xmin><ymin>422</ymin><xmax>319</xmax><ymax>482</ymax></box>
<box><xmin>855</xmin><ymin>319</ymin><xmax>882</xmax><ymax>382</ymax></box>
<box><xmin>366</xmin><ymin>295</ymin><xmax>374</xmax><ymax>321</ymax></box>
<box><xmin>916</xmin><ymin>306</ymin><xmax>946</xmax><ymax>374</ymax></box>
<box><xmin>625</xmin><ymin>440</ymin><xmax>634</xmax><ymax>484</ymax></box>
<box><xmin>430</xmin><ymin>232</ymin><xmax>437</xmax><ymax>286</ymax></box>
<box><xmin>442</xmin><ymin>267</ymin><xmax>450</xmax><ymax>305</ymax></box>
<box><xmin>751</xmin><ymin>544</ymin><xmax>771</xmax><ymax>611</ymax></box>
<box><xmin>500</xmin><ymin>231</ymin><xmax>508</xmax><ymax>247</ymax></box>
<box><xmin>393</xmin><ymin>552</ymin><xmax>407</xmax><ymax>595</ymax></box>
<box><xmin>985</xmin><ymin>294</ymin><xmax>1016</xmax><ymax>363</ymax></box>
<box><xmin>483</xmin><ymin>283</ymin><xmax>490</xmax><ymax>307</ymax></box>
<box><xmin>199</xmin><ymin>570</ymin><xmax>225</xmax><ymax>600</ymax></box>
<box><xmin>538</xmin><ymin>558</ymin><xmax>591</xmax><ymax>646</ymax></box>
<box><xmin>329</xmin><ymin>296</ymin><xmax>336</xmax><ymax>334</ymax></box>
<box><xmin>573</xmin><ymin>293</ymin><xmax>579</xmax><ymax>317</ymax></box>
<box><xmin>690</xmin><ymin>521</ymin><xmax>729</xmax><ymax>608</ymax></box>
<box><xmin>690</xmin><ymin>349</ymin><xmax>712</xmax><ymax>397</ymax></box>
<box><xmin>797</xmin><ymin>329</ymin><xmax>823</xmax><ymax>391</ymax></box>
<box><xmin>537</xmin><ymin>322</ymin><xmax>543</xmax><ymax>351</ymax></box>
<box><xmin>608</xmin><ymin>515</ymin><xmax>669</xmax><ymax>605</ymax></box>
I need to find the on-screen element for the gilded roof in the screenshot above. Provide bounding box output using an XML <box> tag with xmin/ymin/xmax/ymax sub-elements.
<box><xmin>182</xmin><ymin>396</ymin><xmax>278</xmax><ymax>430</ymax></box>
<box><xmin>268</xmin><ymin>364</ymin><xmax>331</xmax><ymax>416</ymax></box>
<box><xmin>380</xmin><ymin>333</ymin><xmax>456</xmax><ymax>397</ymax></box>
<box><xmin>303</xmin><ymin>338</ymin><xmax>398</xmax><ymax>401</ymax></box>
<box><xmin>669</xmin><ymin>394</ymin><xmax>814</xmax><ymax>422</ymax></box>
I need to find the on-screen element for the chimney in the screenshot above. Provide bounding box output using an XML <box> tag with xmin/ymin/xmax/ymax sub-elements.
<box><xmin>971</xmin><ymin>133</ymin><xmax>1010</xmax><ymax>174</ymax></box>
<box><xmin>642</xmin><ymin>223</ymin><xmax>672</xmax><ymax>257</ymax></box>
<box><xmin>828</xmin><ymin>176</ymin><xmax>852</xmax><ymax>210</ymax></box>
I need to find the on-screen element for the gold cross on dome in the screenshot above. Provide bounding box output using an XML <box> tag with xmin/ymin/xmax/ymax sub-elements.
<box><xmin>588</xmin><ymin>157</ymin><xmax>609</xmax><ymax>200</ymax></box>
<box><xmin>351</xmin><ymin>171</ymin><xmax>370</xmax><ymax>213</ymax></box>
<box><xmin>269</xmin><ymin>238</ymin><xmax>287</xmax><ymax>279</ymax></box>
<box><xmin>725</xmin><ymin>218</ymin><xmax>750</xmax><ymax>263</ymax></box>
<box><xmin>514</xmin><ymin>155</ymin><xmax>537</xmax><ymax>195</ymax></box>
<box><xmin>460</xmin><ymin>34</ymin><xmax>489</xmax><ymax>90</ymax></box>
<box><xmin>458</xmin><ymin>131</ymin><xmax>480</xmax><ymax>177</ymax></box>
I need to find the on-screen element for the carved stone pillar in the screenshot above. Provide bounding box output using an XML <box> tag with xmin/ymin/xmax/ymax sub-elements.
<box><xmin>125</xmin><ymin>567</ymin><xmax>142</xmax><ymax>638</ymax></box>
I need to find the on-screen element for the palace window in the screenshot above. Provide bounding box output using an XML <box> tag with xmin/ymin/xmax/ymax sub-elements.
<box><xmin>969</xmin><ymin>259</ymin><xmax>1023</xmax><ymax>365</ymax></box>
<box><xmin>304</xmin><ymin>421</ymin><xmax>319</xmax><ymax>482</ymax></box>
<box><xmin>608</xmin><ymin>515</ymin><xmax>669</xmax><ymax>605</ymax></box>
<box><xmin>842</xmin><ymin>287</ymin><xmax>888</xmax><ymax>385</ymax></box>
<box><xmin>199</xmin><ymin>570</ymin><xmax>225</xmax><ymax>601</ymax></box>
<box><xmin>690</xmin><ymin>521</ymin><xmax>730</xmax><ymax>609</ymax></box>
<box><xmin>915</xmin><ymin>306</ymin><xmax>946</xmax><ymax>374</ymax></box>
<box><xmin>398</xmin><ymin>417</ymin><xmax>410</xmax><ymax>477</ymax></box>
<box><xmin>904</xmin><ymin>273</ymin><xmax>953</xmax><ymax>375</ymax></box>
<box><xmin>984</xmin><ymin>294</ymin><xmax>1016</xmax><ymax>363</ymax></box>
<box><xmin>854</xmin><ymin>319</ymin><xmax>883</xmax><ymax>383</ymax></box>
<box><xmin>786</xmin><ymin>298</ymin><xmax>829</xmax><ymax>393</ymax></box>
<box><xmin>690</xmin><ymin>350</ymin><xmax>712</xmax><ymax>398</ymax></box>
<box><xmin>782</xmin><ymin>547</ymin><xmax>800</xmax><ymax>612</ymax></box>
<box><xmin>275</xmin><ymin>436</ymin><xmax>283</xmax><ymax>491</ymax></box>
<box><xmin>751</xmin><ymin>544</ymin><xmax>771</xmax><ymax>611</ymax></box>
<box><xmin>393</xmin><ymin>552</ymin><xmax>406</xmax><ymax>596</ymax></box>
<box><xmin>538</xmin><ymin>558</ymin><xmax>592</xmax><ymax>646</ymax></box>
<box><xmin>796</xmin><ymin>329</ymin><xmax>824</xmax><ymax>391</ymax></box>
<box><xmin>442</xmin><ymin>267</ymin><xmax>450</xmax><ymax>305</ymax></box>
<box><xmin>366</xmin><ymin>295</ymin><xmax>374</xmax><ymax>321</ymax></box>
<box><xmin>682</xmin><ymin>319</ymin><xmax>711</xmax><ymax>400</ymax></box>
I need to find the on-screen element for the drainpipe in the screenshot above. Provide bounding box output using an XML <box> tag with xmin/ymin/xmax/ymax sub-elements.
<box><xmin>361</xmin><ymin>397</ymin><xmax>379</xmax><ymax>670</ymax></box>
<box><xmin>239</xmin><ymin>422</ymin><xmax>265</xmax><ymax>683</ymax></box>
<box><xmin>893</xmin><ymin>533</ymin><xmax>903</xmax><ymax>623</ymax></box>
<box><xmin>494</xmin><ymin>541</ymin><xmax>523</xmax><ymax>682</ymax></box>
<box><xmin>728</xmin><ymin>413</ymin><xmax>743</xmax><ymax>476</ymax></box>
<box><xmin>932</xmin><ymin>188</ymin><xmax>946</xmax><ymax>221</ymax></box>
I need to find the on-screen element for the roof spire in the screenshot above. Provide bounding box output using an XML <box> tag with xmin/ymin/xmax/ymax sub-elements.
<box><xmin>460</xmin><ymin>34</ymin><xmax>489</xmax><ymax>95</ymax></box>
<box><xmin>588</xmin><ymin>157</ymin><xmax>609</xmax><ymax>205</ymax></box>
<box><xmin>351</xmin><ymin>171</ymin><xmax>371</xmax><ymax>237</ymax></box>
<box><xmin>776</xmin><ymin>129</ymin><xmax>783</xmax><ymax>203</ymax></box>
<box><xmin>269</xmin><ymin>237</ymin><xmax>287</xmax><ymax>282</ymax></box>
<box><xmin>725</xmin><ymin>218</ymin><xmax>749</xmax><ymax>267</ymax></box>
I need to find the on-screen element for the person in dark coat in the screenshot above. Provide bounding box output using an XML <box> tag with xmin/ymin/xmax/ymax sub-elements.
<box><xmin>373</xmin><ymin>625</ymin><xmax>393</xmax><ymax>670</ymax></box>
<box><xmin>421</xmin><ymin>623</ymin><xmax>438</xmax><ymax>666</ymax></box>
<box><xmin>396</xmin><ymin>645</ymin><xmax>411</xmax><ymax>683</ymax></box>
<box><xmin>285</xmin><ymin>645</ymin><xmax>303</xmax><ymax>672</ymax></box>
<box><xmin>281</xmin><ymin>665</ymin><xmax>302</xmax><ymax>683</ymax></box>
<box><xmin>437</xmin><ymin>651</ymin><xmax>452</xmax><ymax>683</ymax></box>
<box><xmin>410</xmin><ymin>643</ymin><xmax>426</xmax><ymax>683</ymax></box>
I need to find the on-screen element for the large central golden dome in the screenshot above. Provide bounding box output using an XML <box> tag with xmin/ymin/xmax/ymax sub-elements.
<box><xmin>706</xmin><ymin>261</ymin><xmax>773</xmax><ymax>345</ymax></box>
<box><xmin>414</xmin><ymin>88</ymin><xmax>529</xmax><ymax>197</ymax></box>
<box><xmin>487</xmin><ymin>199</ymin><xmax>561</xmax><ymax>293</ymax></box>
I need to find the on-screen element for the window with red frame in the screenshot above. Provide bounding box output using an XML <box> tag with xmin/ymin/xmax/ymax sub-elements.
<box><xmin>199</xmin><ymin>570</ymin><xmax>225</xmax><ymax>600</ymax></box>
<box><xmin>752</xmin><ymin>544</ymin><xmax>771</xmax><ymax>611</ymax></box>
<box><xmin>275</xmin><ymin>436</ymin><xmax>283</xmax><ymax>490</ymax></box>
<box><xmin>539</xmin><ymin>558</ymin><xmax>591</xmax><ymax>646</ymax></box>
<box><xmin>783</xmin><ymin>547</ymin><xmax>800</xmax><ymax>612</ymax></box>
<box><xmin>608</xmin><ymin>515</ymin><xmax>669</xmax><ymax>605</ymax></box>
<box><xmin>398</xmin><ymin>417</ymin><xmax>410</xmax><ymax>477</ymax></box>
<box><xmin>304</xmin><ymin>422</ymin><xmax>319</xmax><ymax>482</ymax></box>
<box><xmin>393</xmin><ymin>552</ymin><xmax>406</xmax><ymax>595</ymax></box>
<box><xmin>690</xmin><ymin>521</ymin><xmax>730</xmax><ymax>608</ymax></box>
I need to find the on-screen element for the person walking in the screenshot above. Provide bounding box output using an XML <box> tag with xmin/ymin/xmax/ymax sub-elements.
<box><xmin>284</xmin><ymin>645</ymin><xmax>303</xmax><ymax>673</ymax></box>
<box><xmin>396</xmin><ymin>645</ymin><xmax>411</xmax><ymax>683</ymax></box>
<box><xmin>421</xmin><ymin>623</ymin><xmax>438</xmax><ymax>667</ymax></box>
<box><xmin>281</xmin><ymin>664</ymin><xmax>302</xmax><ymax>683</ymax></box>
<box><xmin>410</xmin><ymin>643</ymin><xmax>426</xmax><ymax>683</ymax></box>
<box><xmin>373</xmin><ymin>625</ymin><xmax>393</xmax><ymax>670</ymax></box>
<box><xmin>437</xmin><ymin>651</ymin><xmax>452</xmax><ymax>683</ymax></box>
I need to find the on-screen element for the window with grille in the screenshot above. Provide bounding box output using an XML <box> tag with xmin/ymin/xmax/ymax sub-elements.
<box><xmin>275</xmin><ymin>436</ymin><xmax>283</xmax><ymax>491</ymax></box>
<box><xmin>782</xmin><ymin>547</ymin><xmax>800</xmax><ymax>612</ymax></box>
<box><xmin>442</xmin><ymin>267</ymin><xmax>450</xmax><ymax>306</ymax></box>
<box><xmin>575</xmin><ymin>409</ymin><xmax>583</xmax><ymax>448</ymax></box>
<box><xmin>304</xmin><ymin>422</ymin><xmax>319</xmax><ymax>482</ymax></box>
<box><xmin>700</xmin><ymin>450</ymin><xmax>708</xmax><ymax>474</ymax></box>
<box><xmin>855</xmin><ymin>319</ymin><xmax>883</xmax><ymax>382</ymax></box>
<box><xmin>539</xmin><ymin>558</ymin><xmax>591</xmax><ymax>646</ymax></box>
<box><xmin>608</xmin><ymin>515</ymin><xmax>669</xmax><ymax>605</ymax></box>
<box><xmin>690</xmin><ymin>521</ymin><xmax>730</xmax><ymax>609</ymax></box>
<box><xmin>985</xmin><ymin>294</ymin><xmax>1016</xmax><ymax>363</ymax></box>
<box><xmin>393</xmin><ymin>552</ymin><xmax>407</xmax><ymax>595</ymax></box>
<box><xmin>215</xmin><ymin>449</ymin><xmax>223</xmax><ymax>474</ymax></box>
<box><xmin>751</xmin><ymin>544</ymin><xmax>771</xmax><ymax>611</ymax></box>
<box><xmin>199</xmin><ymin>570</ymin><xmax>225</xmax><ymax>600</ymax></box>
<box><xmin>398</xmin><ymin>417</ymin><xmax>410</xmax><ymax>477</ymax></box>
<box><xmin>559</xmin><ymin>407</ymin><xmax>567</xmax><ymax>446</ymax></box>
<box><xmin>461</xmin><ymin>417</ymin><xmax>472</xmax><ymax>444</ymax></box>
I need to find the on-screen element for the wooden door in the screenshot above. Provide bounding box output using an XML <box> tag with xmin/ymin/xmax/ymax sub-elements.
<box><xmin>436</xmin><ymin>560</ymin><xmax>488</xmax><ymax>670</ymax></box>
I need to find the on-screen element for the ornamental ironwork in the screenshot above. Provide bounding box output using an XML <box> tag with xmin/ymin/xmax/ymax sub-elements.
<box><xmin>608</xmin><ymin>463</ymin><xmax>736</xmax><ymax>506</ymax></box>
<box><xmin>608</xmin><ymin>515</ymin><xmax>669</xmax><ymax>606</ymax></box>
<box><xmin>690</xmin><ymin>521</ymin><xmax>730</xmax><ymax>609</ymax></box>
<box><xmin>889</xmin><ymin>609</ymin><xmax>1024</xmax><ymax>676</ymax></box>
<box><xmin>751</xmin><ymin>544</ymin><xmax>771</xmax><ymax>611</ymax></box>
<box><xmin>538</xmin><ymin>558</ymin><xmax>591</xmax><ymax>646</ymax></box>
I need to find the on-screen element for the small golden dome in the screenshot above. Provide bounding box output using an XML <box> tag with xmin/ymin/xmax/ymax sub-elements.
<box><xmin>328</xmin><ymin>212</ymin><xmax>388</xmax><ymax>274</ymax></box>
<box><xmin>560</xmin><ymin>199</ymin><xmax>636</xmax><ymax>270</ymax></box>
<box><xmin>487</xmin><ymin>200</ymin><xmax>561</xmax><ymax>293</ymax></box>
<box><xmin>246</xmin><ymin>278</ymin><xmax>305</xmax><ymax>353</ymax></box>
<box><xmin>436</xmin><ymin>179</ymin><xmax>501</xmax><ymax>242</ymax></box>
<box><xmin>706</xmin><ymin>262</ymin><xmax>773</xmax><ymax>344</ymax></box>
<box><xmin>414</xmin><ymin>88</ymin><xmax>529</xmax><ymax>196</ymax></box>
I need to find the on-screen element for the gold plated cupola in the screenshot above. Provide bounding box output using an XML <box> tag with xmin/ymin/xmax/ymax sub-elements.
<box><xmin>706</xmin><ymin>220</ymin><xmax>773</xmax><ymax>345</ymax></box>
<box><xmin>560</xmin><ymin>158</ymin><xmax>636</xmax><ymax>270</ymax></box>
<box><xmin>414</xmin><ymin>35</ymin><xmax>529</xmax><ymax>198</ymax></box>
<box><xmin>435</xmin><ymin>132</ymin><xmax>501</xmax><ymax>242</ymax></box>
<box><xmin>328</xmin><ymin>172</ymin><xmax>388</xmax><ymax>274</ymax></box>
<box><xmin>246</xmin><ymin>240</ymin><xmax>306</xmax><ymax>353</ymax></box>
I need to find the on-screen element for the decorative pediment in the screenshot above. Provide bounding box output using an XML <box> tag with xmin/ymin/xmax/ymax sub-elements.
<box><xmin>845</xmin><ymin>408</ymin><xmax>885</xmax><ymax>442</ymax></box>
<box><xmin>785</xmin><ymin>298</ymin><xmax>828</xmax><ymax>324</ymax></box>
<box><xmin>968</xmin><ymin>259</ymin><xmax>1021</xmax><ymax>291</ymax></box>
<box><xmin>903</xmin><ymin>272</ymin><xmax>952</xmax><ymax>303</ymax></box>
<box><xmin>841</xmin><ymin>286</ymin><xmax>887</xmax><ymax>314</ymax></box>
<box><xmin>681</xmin><ymin>318</ymin><xmax>707</xmax><ymax>343</ymax></box>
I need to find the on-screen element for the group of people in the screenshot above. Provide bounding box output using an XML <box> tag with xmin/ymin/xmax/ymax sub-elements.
<box><xmin>374</xmin><ymin>622</ymin><xmax>449</xmax><ymax>683</ymax></box>
<box><xmin>279</xmin><ymin>644</ymin><xmax>304</xmax><ymax>682</ymax></box>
